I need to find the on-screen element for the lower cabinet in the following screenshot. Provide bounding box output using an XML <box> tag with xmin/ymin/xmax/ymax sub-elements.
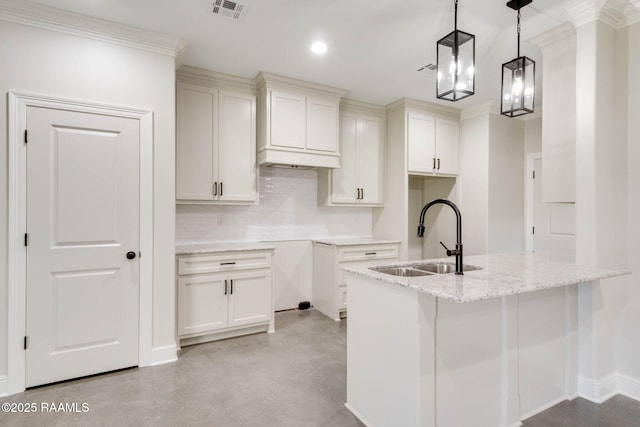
<box><xmin>312</xmin><ymin>241</ymin><xmax>399</xmax><ymax>321</ymax></box>
<box><xmin>177</xmin><ymin>249</ymin><xmax>274</xmax><ymax>346</ymax></box>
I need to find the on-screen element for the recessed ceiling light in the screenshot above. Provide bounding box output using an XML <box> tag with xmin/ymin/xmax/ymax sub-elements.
<box><xmin>310</xmin><ymin>41</ymin><xmax>327</xmax><ymax>55</ymax></box>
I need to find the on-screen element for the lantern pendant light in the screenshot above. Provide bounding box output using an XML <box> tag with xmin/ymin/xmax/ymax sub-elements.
<box><xmin>436</xmin><ymin>0</ymin><xmax>475</xmax><ymax>102</ymax></box>
<box><xmin>501</xmin><ymin>0</ymin><xmax>535</xmax><ymax>117</ymax></box>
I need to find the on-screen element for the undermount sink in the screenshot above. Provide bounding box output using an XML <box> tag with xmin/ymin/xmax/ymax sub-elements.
<box><xmin>411</xmin><ymin>262</ymin><xmax>483</xmax><ymax>274</ymax></box>
<box><xmin>370</xmin><ymin>266</ymin><xmax>433</xmax><ymax>277</ymax></box>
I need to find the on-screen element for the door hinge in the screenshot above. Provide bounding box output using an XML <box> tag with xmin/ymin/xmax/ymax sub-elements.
<box><xmin>24</xmin><ymin>336</ymin><xmax>28</xmax><ymax>350</ymax></box>
<box><xmin>24</xmin><ymin>129</ymin><xmax>28</xmax><ymax>144</ymax></box>
<box><xmin>24</xmin><ymin>233</ymin><xmax>29</xmax><ymax>247</ymax></box>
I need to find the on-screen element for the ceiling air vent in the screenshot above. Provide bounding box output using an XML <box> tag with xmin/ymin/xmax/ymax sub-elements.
<box><xmin>212</xmin><ymin>0</ymin><xmax>247</xmax><ymax>20</ymax></box>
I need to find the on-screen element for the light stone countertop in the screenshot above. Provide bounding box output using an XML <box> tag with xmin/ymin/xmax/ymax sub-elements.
<box><xmin>343</xmin><ymin>252</ymin><xmax>631</xmax><ymax>303</ymax></box>
<box><xmin>176</xmin><ymin>241</ymin><xmax>275</xmax><ymax>255</ymax></box>
<box><xmin>312</xmin><ymin>238</ymin><xmax>401</xmax><ymax>246</ymax></box>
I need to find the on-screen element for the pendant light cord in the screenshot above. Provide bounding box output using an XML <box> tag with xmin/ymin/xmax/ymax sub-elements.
<box><xmin>454</xmin><ymin>0</ymin><xmax>458</xmax><ymax>31</ymax></box>
<box><xmin>517</xmin><ymin>9</ymin><xmax>521</xmax><ymax>58</ymax></box>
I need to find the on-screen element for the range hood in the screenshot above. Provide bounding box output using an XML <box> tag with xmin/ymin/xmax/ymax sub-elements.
<box><xmin>256</xmin><ymin>72</ymin><xmax>348</xmax><ymax>169</ymax></box>
<box><xmin>263</xmin><ymin>164</ymin><xmax>315</xmax><ymax>171</ymax></box>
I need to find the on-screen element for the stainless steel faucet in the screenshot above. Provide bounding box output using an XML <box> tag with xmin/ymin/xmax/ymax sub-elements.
<box><xmin>417</xmin><ymin>199</ymin><xmax>464</xmax><ymax>275</ymax></box>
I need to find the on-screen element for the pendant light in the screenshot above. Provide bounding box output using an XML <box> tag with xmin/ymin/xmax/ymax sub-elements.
<box><xmin>501</xmin><ymin>0</ymin><xmax>535</xmax><ymax>117</ymax></box>
<box><xmin>436</xmin><ymin>0</ymin><xmax>475</xmax><ymax>102</ymax></box>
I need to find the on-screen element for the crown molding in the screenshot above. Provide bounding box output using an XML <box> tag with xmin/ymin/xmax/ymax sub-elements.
<box><xmin>0</xmin><ymin>0</ymin><xmax>185</xmax><ymax>58</ymax></box>
<box><xmin>626</xmin><ymin>1</ymin><xmax>640</xmax><ymax>26</ymax></box>
<box><xmin>340</xmin><ymin>98</ymin><xmax>386</xmax><ymax>115</ymax></box>
<box><xmin>385</xmin><ymin>97</ymin><xmax>460</xmax><ymax>118</ymax></box>
<box><xmin>255</xmin><ymin>71</ymin><xmax>349</xmax><ymax>97</ymax></box>
<box><xmin>566</xmin><ymin>0</ymin><xmax>639</xmax><ymax>29</ymax></box>
<box><xmin>529</xmin><ymin>22</ymin><xmax>576</xmax><ymax>49</ymax></box>
<box><xmin>177</xmin><ymin>66</ymin><xmax>256</xmax><ymax>91</ymax></box>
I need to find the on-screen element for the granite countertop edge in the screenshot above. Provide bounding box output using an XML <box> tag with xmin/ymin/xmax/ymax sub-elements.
<box><xmin>343</xmin><ymin>252</ymin><xmax>631</xmax><ymax>303</ymax></box>
<box><xmin>176</xmin><ymin>241</ymin><xmax>276</xmax><ymax>255</ymax></box>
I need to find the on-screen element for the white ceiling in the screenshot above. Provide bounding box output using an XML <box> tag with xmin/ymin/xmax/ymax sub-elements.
<box><xmin>24</xmin><ymin>0</ymin><xmax>581</xmax><ymax>108</ymax></box>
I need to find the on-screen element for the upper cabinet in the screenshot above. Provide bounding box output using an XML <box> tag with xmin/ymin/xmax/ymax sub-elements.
<box><xmin>318</xmin><ymin>100</ymin><xmax>386</xmax><ymax>206</ymax></box>
<box><xmin>256</xmin><ymin>72</ymin><xmax>348</xmax><ymax>168</ymax></box>
<box><xmin>176</xmin><ymin>67</ymin><xmax>257</xmax><ymax>204</ymax></box>
<box><xmin>407</xmin><ymin>112</ymin><xmax>459</xmax><ymax>176</ymax></box>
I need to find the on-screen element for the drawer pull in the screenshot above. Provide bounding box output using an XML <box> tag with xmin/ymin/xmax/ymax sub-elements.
<box><xmin>365</xmin><ymin>252</ymin><xmax>377</xmax><ymax>255</ymax></box>
<box><xmin>221</xmin><ymin>262</ymin><xmax>236</xmax><ymax>266</ymax></box>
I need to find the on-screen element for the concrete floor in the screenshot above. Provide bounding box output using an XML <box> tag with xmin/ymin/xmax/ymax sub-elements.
<box><xmin>1</xmin><ymin>309</ymin><xmax>639</xmax><ymax>426</ymax></box>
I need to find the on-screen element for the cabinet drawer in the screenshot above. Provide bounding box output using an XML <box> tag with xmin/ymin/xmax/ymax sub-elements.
<box><xmin>337</xmin><ymin>245</ymin><xmax>399</xmax><ymax>262</ymax></box>
<box><xmin>178</xmin><ymin>252</ymin><xmax>271</xmax><ymax>275</ymax></box>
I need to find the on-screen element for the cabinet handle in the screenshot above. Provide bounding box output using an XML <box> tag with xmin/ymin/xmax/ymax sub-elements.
<box><xmin>224</xmin><ymin>279</ymin><xmax>228</xmax><ymax>295</ymax></box>
<box><xmin>361</xmin><ymin>188</ymin><xmax>364</xmax><ymax>200</ymax></box>
<box><xmin>221</xmin><ymin>262</ymin><xmax>236</xmax><ymax>266</ymax></box>
<box><xmin>213</xmin><ymin>182</ymin><xmax>218</xmax><ymax>196</ymax></box>
<box><xmin>433</xmin><ymin>158</ymin><xmax>436</xmax><ymax>170</ymax></box>
<box><xmin>437</xmin><ymin>158</ymin><xmax>441</xmax><ymax>170</ymax></box>
<box><xmin>365</xmin><ymin>252</ymin><xmax>377</xmax><ymax>255</ymax></box>
<box><xmin>230</xmin><ymin>279</ymin><xmax>233</xmax><ymax>294</ymax></box>
<box><xmin>220</xmin><ymin>182</ymin><xmax>223</xmax><ymax>197</ymax></box>
<box><xmin>356</xmin><ymin>188</ymin><xmax>360</xmax><ymax>200</ymax></box>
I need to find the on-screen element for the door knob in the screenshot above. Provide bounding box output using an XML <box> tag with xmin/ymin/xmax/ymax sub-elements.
<box><xmin>126</xmin><ymin>251</ymin><xmax>136</xmax><ymax>260</ymax></box>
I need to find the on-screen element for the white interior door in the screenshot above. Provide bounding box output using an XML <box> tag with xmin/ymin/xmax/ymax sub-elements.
<box><xmin>25</xmin><ymin>106</ymin><xmax>140</xmax><ymax>387</ymax></box>
<box><xmin>533</xmin><ymin>158</ymin><xmax>576</xmax><ymax>261</ymax></box>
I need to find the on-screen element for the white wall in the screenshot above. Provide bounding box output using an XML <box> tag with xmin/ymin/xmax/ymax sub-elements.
<box><xmin>488</xmin><ymin>114</ymin><xmax>525</xmax><ymax>253</ymax></box>
<box><xmin>0</xmin><ymin>21</ymin><xmax>177</xmax><ymax>377</ymax></box>
<box><xmin>459</xmin><ymin>114</ymin><xmax>489</xmax><ymax>256</ymax></box>
<box><xmin>618</xmin><ymin>21</ymin><xmax>640</xmax><ymax>388</ymax></box>
<box><xmin>176</xmin><ymin>167</ymin><xmax>373</xmax><ymax>242</ymax></box>
<box><xmin>524</xmin><ymin>117</ymin><xmax>542</xmax><ymax>155</ymax></box>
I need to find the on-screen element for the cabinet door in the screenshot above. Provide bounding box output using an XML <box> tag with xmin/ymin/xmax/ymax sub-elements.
<box><xmin>228</xmin><ymin>270</ymin><xmax>272</xmax><ymax>328</ymax></box>
<box><xmin>177</xmin><ymin>273</ymin><xmax>228</xmax><ymax>336</ymax></box>
<box><xmin>407</xmin><ymin>113</ymin><xmax>436</xmax><ymax>173</ymax></box>
<box><xmin>358</xmin><ymin>115</ymin><xmax>385</xmax><ymax>204</ymax></box>
<box><xmin>435</xmin><ymin>118</ymin><xmax>459</xmax><ymax>175</ymax></box>
<box><xmin>270</xmin><ymin>90</ymin><xmax>306</xmax><ymax>149</ymax></box>
<box><xmin>176</xmin><ymin>84</ymin><xmax>216</xmax><ymax>200</ymax></box>
<box><xmin>218</xmin><ymin>91</ymin><xmax>257</xmax><ymax>202</ymax></box>
<box><xmin>307</xmin><ymin>96</ymin><xmax>338</xmax><ymax>152</ymax></box>
<box><xmin>332</xmin><ymin>113</ymin><xmax>358</xmax><ymax>203</ymax></box>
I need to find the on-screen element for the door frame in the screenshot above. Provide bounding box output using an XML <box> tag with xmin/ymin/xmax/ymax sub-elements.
<box><xmin>525</xmin><ymin>152</ymin><xmax>542</xmax><ymax>253</ymax></box>
<box><xmin>7</xmin><ymin>91</ymin><xmax>154</xmax><ymax>395</ymax></box>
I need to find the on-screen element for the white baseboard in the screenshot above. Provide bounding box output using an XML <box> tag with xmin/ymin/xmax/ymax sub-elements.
<box><xmin>344</xmin><ymin>402</ymin><xmax>372</xmax><ymax>427</ymax></box>
<box><xmin>520</xmin><ymin>396</ymin><xmax>567</xmax><ymax>422</ymax></box>
<box><xmin>0</xmin><ymin>376</ymin><xmax>7</xmax><ymax>397</ymax></box>
<box><xmin>617</xmin><ymin>373</ymin><xmax>640</xmax><ymax>402</ymax></box>
<box><xmin>578</xmin><ymin>373</ymin><xmax>621</xmax><ymax>403</ymax></box>
<box><xmin>150</xmin><ymin>344</ymin><xmax>178</xmax><ymax>366</ymax></box>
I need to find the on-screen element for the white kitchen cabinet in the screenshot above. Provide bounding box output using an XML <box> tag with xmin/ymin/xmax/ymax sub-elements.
<box><xmin>318</xmin><ymin>101</ymin><xmax>386</xmax><ymax>206</ymax></box>
<box><xmin>407</xmin><ymin>112</ymin><xmax>459</xmax><ymax>176</ymax></box>
<box><xmin>312</xmin><ymin>240</ymin><xmax>399</xmax><ymax>321</ymax></box>
<box><xmin>256</xmin><ymin>72</ymin><xmax>347</xmax><ymax>168</ymax></box>
<box><xmin>176</xmin><ymin>79</ymin><xmax>257</xmax><ymax>204</ymax></box>
<box><xmin>177</xmin><ymin>249</ymin><xmax>274</xmax><ymax>345</ymax></box>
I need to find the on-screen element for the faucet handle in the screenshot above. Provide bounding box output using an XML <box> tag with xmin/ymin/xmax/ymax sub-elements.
<box><xmin>440</xmin><ymin>241</ymin><xmax>453</xmax><ymax>256</ymax></box>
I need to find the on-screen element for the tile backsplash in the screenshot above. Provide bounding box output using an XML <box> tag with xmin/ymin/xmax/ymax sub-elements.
<box><xmin>176</xmin><ymin>166</ymin><xmax>373</xmax><ymax>242</ymax></box>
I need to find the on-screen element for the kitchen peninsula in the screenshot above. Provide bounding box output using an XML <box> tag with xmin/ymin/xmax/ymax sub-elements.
<box><xmin>343</xmin><ymin>252</ymin><xmax>629</xmax><ymax>426</ymax></box>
